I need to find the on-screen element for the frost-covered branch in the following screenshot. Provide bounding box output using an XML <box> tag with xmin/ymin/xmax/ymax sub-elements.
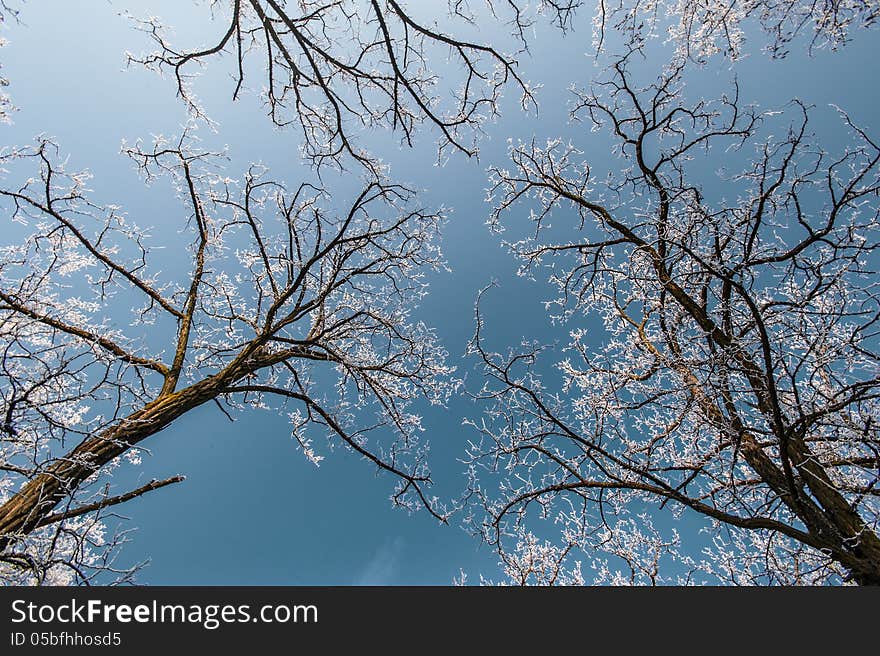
<box><xmin>126</xmin><ymin>0</ymin><xmax>551</xmax><ymax>172</ymax></box>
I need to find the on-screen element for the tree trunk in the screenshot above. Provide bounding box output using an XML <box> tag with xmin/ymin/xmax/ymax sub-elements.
<box><xmin>0</xmin><ymin>373</ymin><xmax>232</xmax><ymax>552</ymax></box>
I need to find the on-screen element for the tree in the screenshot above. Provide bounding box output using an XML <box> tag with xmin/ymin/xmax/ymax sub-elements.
<box><xmin>126</xmin><ymin>0</ymin><xmax>539</xmax><ymax>172</ymax></box>
<box><xmin>0</xmin><ymin>133</ymin><xmax>454</xmax><ymax>583</ymax></box>
<box><xmin>592</xmin><ymin>0</ymin><xmax>878</xmax><ymax>59</ymax></box>
<box><xmin>466</xmin><ymin>48</ymin><xmax>880</xmax><ymax>585</ymax></box>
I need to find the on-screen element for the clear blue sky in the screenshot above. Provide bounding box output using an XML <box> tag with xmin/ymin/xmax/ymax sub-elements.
<box><xmin>1</xmin><ymin>1</ymin><xmax>877</xmax><ymax>584</ymax></box>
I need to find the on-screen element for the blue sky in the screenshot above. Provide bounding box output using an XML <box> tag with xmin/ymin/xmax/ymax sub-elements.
<box><xmin>1</xmin><ymin>1</ymin><xmax>878</xmax><ymax>584</ymax></box>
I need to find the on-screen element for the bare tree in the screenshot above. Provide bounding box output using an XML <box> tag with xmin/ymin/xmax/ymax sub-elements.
<box><xmin>0</xmin><ymin>132</ymin><xmax>454</xmax><ymax>584</ymax></box>
<box><xmin>591</xmin><ymin>0</ymin><xmax>878</xmax><ymax>59</ymax></box>
<box><xmin>125</xmin><ymin>0</ymin><xmax>556</xmax><ymax>172</ymax></box>
<box><xmin>3</xmin><ymin>0</ymin><xmax>877</xmax><ymax>586</ymax></box>
<box><xmin>467</xmin><ymin>50</ymin><xmax>880</xmax><ymax>585</ymax></box>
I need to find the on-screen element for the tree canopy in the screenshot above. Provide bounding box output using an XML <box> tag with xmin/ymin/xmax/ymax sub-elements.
<box><xmin>1</xmin><ymin>0</ymin><xmax>878</xmax><ymax>585</ymax></box>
